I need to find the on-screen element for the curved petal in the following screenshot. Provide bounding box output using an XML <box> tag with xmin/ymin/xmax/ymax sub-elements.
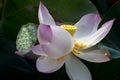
<box><xmin>31</xmin><ymin>45</ymin><xmax>47</xmax><ymax>56</ymax></box>
<box><xmin>75</xmin><ymin>49</ymin><xmax>111</xmax><ymax>63</ymax></box>
<box><xmin>38</xmin><ymin>2</ymin><xmax>55</xmax><ymax>25</ymax></box>
<box><xmin>65</xmin><ymin>54</ymin><xmax>92</xmax><ymax>80</ymax></box>
<box><xmin>86</xmin><ymin>19</ymin><xmax>115</xmax><ymax>48</ymax></box>
<box><xmin>38</xmin><ymin>24</ymin><xmax>53</xmax><ymax>44</ymax></box>
<box><xmin>74</xmin><ymin>13</ymin><xmax>101</xmax><ymax>40</ymax></box>
<box><xmin>42</xmin><ymin>25</ymin><xmax>74</xmax><ymax>59</ymax></box>
<box><xmin>15</xmin><ymin>49</ymin><xmax>30</xmax><ymax>56</ymax></box>
<box><xmin>36</xmin><ymin>56</ymin><xmax>65</xmax><ymax>73</ymax></box>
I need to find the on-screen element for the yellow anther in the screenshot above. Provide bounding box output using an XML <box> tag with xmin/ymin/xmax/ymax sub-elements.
<box><xmin>72</xmin><ymin>40</ymin><xmax>87</xmax><ymax>55</ymax></box>
<box><xmin>60</xmin><ymin>25</ymin><xmax>77</xmax><ymax>36</ymax></box>
<box><xmin>74</xmin><ymin>40</ymin><xmax>87</xmax><ymax>49</ymax></box>
<box><xmin>72</xmin><ymin>48</ymin><xmax>81</xmax><ymax>54</ymax></box>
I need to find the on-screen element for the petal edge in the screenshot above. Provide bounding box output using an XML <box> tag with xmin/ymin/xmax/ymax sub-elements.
<box><xmin>36</xmin><ymin>56</ymin><xmax>65</xmax><ymax>73</ymax></box>
<box><xmin>65</xmin><ymin>54</ymin><xmax>92</xmax><ymax>80</ymax></box>
<box><xmin>38</xmin><ymin>2</ymin><xmax>55</xmax><ymax>25</ymax></box>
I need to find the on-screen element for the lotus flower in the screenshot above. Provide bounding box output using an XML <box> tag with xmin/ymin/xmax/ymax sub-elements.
<box><xmin>31</xmin><ymin>2</ymin><xmax>115</xmax><ymax>80</ymax></box>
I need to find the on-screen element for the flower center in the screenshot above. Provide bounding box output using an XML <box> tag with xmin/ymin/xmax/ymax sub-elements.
<box><xmin>72</xmin><ymin>40</ymin><xmax>87</xmax><ymax>54</ymax></box>
<box><xmin>60</xmin><ymin>24</ymin><xmax>77</xmax><ymax>36</ymax></box>
<box><xmin>60</xmin><ymin>24</ymin><xmax>87</xmax><ymax>55</ymax></box>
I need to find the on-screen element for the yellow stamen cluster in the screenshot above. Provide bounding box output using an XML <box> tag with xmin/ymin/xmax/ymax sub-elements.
<box><xmin>72</xmin><ymin>40</ymin><xmax>87</xmax><ymax>54</ymax></box>
<box><xmin>60</xmin><ymin>25</ymin><xmax>77</xmax><ymax>36</ymax></box>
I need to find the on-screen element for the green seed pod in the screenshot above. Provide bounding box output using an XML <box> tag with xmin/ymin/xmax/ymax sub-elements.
<box><xmin>16</xmin><ymin>23</ymin><xmax>38</xmax><ymax>53</ymax></box>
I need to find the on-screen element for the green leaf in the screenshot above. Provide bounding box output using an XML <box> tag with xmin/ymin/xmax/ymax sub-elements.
<box><xmin>91</xmin><ymin>59</ymin><xmax>120</xmax><ymax>80</ymax></box>
<box><xmin>102</xmin><ymin>0</ymin><xmax>120</xmax><ymax>21</ymax></box>
<box><xmin>4</xmin><ymin>0</ymin><xmax>34</xmax><ymax>17</ymax></box>
<box><xmin>98</xmin><ymin>43</ymin><xmax>120</xmax><ymax>58</ymax></box>
<box><xmin>2</xmin><ymin>0</ymin><xmax>38</xmax><ymax>40</ymax></box>
<box><xmin>90</xmin><ymin>0</ymin><xmax>109</xmax><ymax>15</ymax></box>
<box><xmin>41</xmin><ymin>0</ymin><xmax>98</xmax><ymax>23</ymax></box>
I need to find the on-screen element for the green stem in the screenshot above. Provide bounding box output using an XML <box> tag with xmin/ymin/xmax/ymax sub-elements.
<box><xmin>1</xmin><ymin>0</ymin><xmax>7</xmax><ymax>21</ymax></box>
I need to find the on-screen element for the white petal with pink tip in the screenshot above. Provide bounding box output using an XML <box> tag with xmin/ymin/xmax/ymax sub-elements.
<box><xmin>74</xmin><ymin>13</ymin><xmax>101</xmax><ymax>40</ymax></box>
<box><xmin>75</xmin><ymin>49</ymin><xmax>111</xmax><ymax>63</ymax></box>
<box><xmin>85</xmin><ymin>19</ymin><xmax>115</xmax><ymax>48</ymax></box>
<box><xmin>38</xmin><ymin>2</ymin><xmax>55</xmax><ymax>25</ymax></box>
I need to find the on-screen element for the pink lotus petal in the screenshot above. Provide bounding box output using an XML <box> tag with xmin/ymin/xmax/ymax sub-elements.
<box><xmin>38</xmin><ymin>24</ymin><xmax>53</xmax><ymax>44</ymax></box>
<box><xmin>31</xmin><ymin>45</ymin><xmax>47</xmax><ymax>56</ymax></box>
<box><xmin>15</xmin><ymin>49</ymin><xmax>30</xmax><ymax>56</ymax></box>
<box><xmin>75</xmin><ymin>49</ymin><xmax>111</xmax><ymax>63</ymax></box>
<box><xmin>38</xmin><ymin>2</ymin><xmax>55</xmax><ymax>25</ymax></box>
<box><xmin>42</xmin><ymin>26</ymin><xmax>74</xmax><ymax>59</ymax></box>
<box><xmin>36</xmin><ymin>56</ymin><xmax>65</xmax><ymax>73</ymax></box>
<box><xmin>65</xmin><ymin>54</ymin><xmax>92</xmax><ymax>80</ymax></box>
<box><xmin>86</xmin><ymin>19</ymin><xmax>115</xmax><ymax>48</ymax></box>
<box><xmin>74</xmin><ymin>13</ymin><xmax>101</xmax><ymax>40</ymax></box>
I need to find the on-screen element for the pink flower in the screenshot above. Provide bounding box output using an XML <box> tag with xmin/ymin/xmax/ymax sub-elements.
<box><xmin>31</xmin><ymin>2</ymin><xmax>115</xmax><ymax>80</ymax></box>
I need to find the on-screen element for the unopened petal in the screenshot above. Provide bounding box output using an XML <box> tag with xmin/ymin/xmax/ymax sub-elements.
<box><xmin>31</xmin><ymin>45</ymin><xmax>47</xmax><ymax>56</ymax></box>
<box><xmin>38</xmin><ymin>2</ymin><xmax>55</xmax><ymax>25</ymax></box>
<box><xmin>43</xmin><ymin>26</ymin><xmax>74</xmax><ymax>59</ymax></box>
<box><xmin>36</xmin><ymin>56</ymin><xmax>65</xmax><ymax>73</ymax></box>
<box><xmin>38</xmin><ymin>24</ymin><xmax>53</xmax><ymax>44</ymax></box>
<box><xmin>65</xmin><ymin>54</ymin><xmax>92</xmax><ymax>80</ymax></box>
<box><xmin>75</xmin><ymin>49</ymin><xmax>111</xmax><ymax>63</ymax></box>
<box><xmin>74</xmin><ymin>13</ymin><xmax>101</xmax><ymax>40</ymax></box>
<box><xmin>86</xmin><ymin>19</ymin><xmax>115</xmax><ymax>48</ymax></box>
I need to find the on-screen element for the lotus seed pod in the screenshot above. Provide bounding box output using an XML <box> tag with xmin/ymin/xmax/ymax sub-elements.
<box><xmin>16</xmin><ymin>23</ymin><xmax>38</xmax><ymax>52</ymax></box>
